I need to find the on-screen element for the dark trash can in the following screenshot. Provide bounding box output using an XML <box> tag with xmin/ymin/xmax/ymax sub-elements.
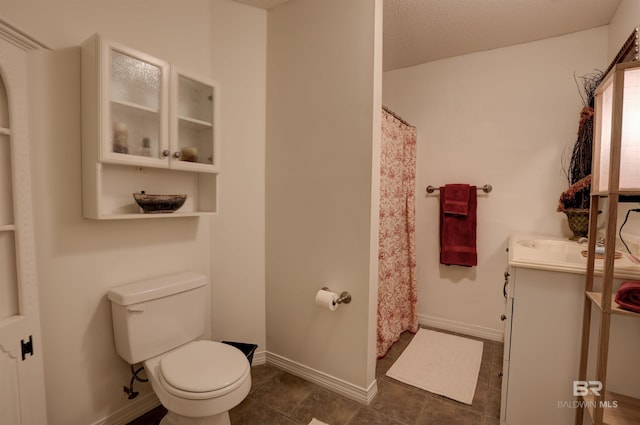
<box><xmin>222</xmin><ymin>341</ymin><xmax>258</xmax><ymax>366</ymax></box>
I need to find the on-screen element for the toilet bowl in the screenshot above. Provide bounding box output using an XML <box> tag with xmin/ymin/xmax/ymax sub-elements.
<box><xmin>144</xmin><ymin>340</ymin><xmax>251</xmax><ymax>424</ymax></box>
<box><xmin>107</xmin><ymin>272</ymin><xmax>252</xmax><ymax>425</ymax></box>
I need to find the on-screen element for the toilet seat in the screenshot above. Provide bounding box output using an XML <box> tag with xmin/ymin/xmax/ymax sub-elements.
<box><xmin>157</xmin><ymin>340</ymin><xmax>250</xmax><ymax>400</ymax></box>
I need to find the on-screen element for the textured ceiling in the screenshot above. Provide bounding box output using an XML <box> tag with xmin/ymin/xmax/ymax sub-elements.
<box><xmin>233</xmin><ymin>0</ymin><xmax>621</xmax><ymax>71</ymax></box>
<box><xmin>383</xmin><ymin>0</ymin><xmax>620</xmax><ymax>71</ymax></box>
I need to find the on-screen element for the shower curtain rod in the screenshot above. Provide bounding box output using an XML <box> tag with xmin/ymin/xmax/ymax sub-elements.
<box><xmin>382</xmin><ymin>105</ymin><xmax>414</xmax><ymax>128</ymax></box>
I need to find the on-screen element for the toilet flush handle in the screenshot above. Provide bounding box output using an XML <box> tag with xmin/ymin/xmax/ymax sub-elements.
<box><xmin>127</xmin><ymin>306</ymin><xmax>144</xmax><ymax>313</ymax></box>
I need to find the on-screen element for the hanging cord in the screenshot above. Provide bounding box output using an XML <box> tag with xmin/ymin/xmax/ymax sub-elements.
<box><xmin>619</xmin><ymin>208</ymin><xmax>640</xmax><ymax>263</ymax></box>
<box><xmin>123</xmin><ymin>364</ymin><xmax>148</xmax><ymax>400</ymax></box>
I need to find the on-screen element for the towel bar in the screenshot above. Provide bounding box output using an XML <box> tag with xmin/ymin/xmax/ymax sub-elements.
<box><xmin>426</xmin><ymin>184</ymin><xmax>492</xmax><ymax>194</ymax></box>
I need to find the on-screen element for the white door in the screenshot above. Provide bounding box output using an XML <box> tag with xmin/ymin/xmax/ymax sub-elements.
<box><xmin>0</xmin><ymin>24</ymin><xmax>48</xmax><ymax>425</ymax></box>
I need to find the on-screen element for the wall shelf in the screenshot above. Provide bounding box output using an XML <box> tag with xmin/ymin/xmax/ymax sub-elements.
<box><xmin>96</xmin><ymin>211</ymin><xmax>211</xmax><ymax>220</ymax></box>
<box><xmin>82</xmin><ymin>163</ymin><xmax>217</xmax><ymax>220</ymax></box>
<box><xmin>585</xmin><ymin>291</ymin><xmax>640</xmax><ymax>319</ymax></box>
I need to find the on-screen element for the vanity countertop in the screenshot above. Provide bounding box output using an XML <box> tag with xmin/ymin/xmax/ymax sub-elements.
<box><xmin>509</xmin><ymin>233</ymin><xmax>640</xmax><ymax>279</ymax></box>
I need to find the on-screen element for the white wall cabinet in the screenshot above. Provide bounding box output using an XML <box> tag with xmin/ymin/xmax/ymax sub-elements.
<box><xmin>81</xmin><ymin>34</ymin><xmax>219</xmax><ymax>219</ymax></box>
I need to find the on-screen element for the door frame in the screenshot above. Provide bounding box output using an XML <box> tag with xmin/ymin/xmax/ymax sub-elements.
<box><xmin>0</xmin><ymin>17</ymin><xmax>49</xmax><ymax>425</ymax></box>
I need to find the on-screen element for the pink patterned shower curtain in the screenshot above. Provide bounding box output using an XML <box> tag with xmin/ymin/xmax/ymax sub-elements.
<box><xmin>377</xmin><ymin>107</ymin><xmax>418</xmax><ymax>358</ymax></box>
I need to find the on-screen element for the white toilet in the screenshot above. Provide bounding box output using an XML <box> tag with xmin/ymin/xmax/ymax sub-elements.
<box><xmin>107</xmin><ymin>271</ymin><xmax>251</xmax><ymax>425</ymax></box>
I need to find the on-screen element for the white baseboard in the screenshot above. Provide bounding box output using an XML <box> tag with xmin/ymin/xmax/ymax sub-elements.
<box><xmin>95</xmin><ymin>349</ymin><xmax>378</xmax><ymax>425</ymax></box>
<box><xmin>91</xmin><ymin>392</ymin><xmax>161</xmax><ymax>425</ymax></box>
<box><xmin>101</xmin><ymin>325</ymin><xmax>504</xmax><ymax>425</ymax></box>
<box><xmin>265</xmin><ymin>352</ymin><xmax>377</xmax><ymax>405</ymax></box>
<box><xmin>252</xmin><ymin>349</ymin><xmax>267</xmax><ymax>366</ymax></box>
<box><xmin>418</xmin><ymin>313</ymin><xmax>504</xmax><ymax>342</ymax></box>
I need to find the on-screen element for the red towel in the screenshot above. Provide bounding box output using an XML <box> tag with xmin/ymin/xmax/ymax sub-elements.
<box><xmin>615</xmin><ymin>281</ymin><xmax>640</xmax><ymax>314</ymax></box>
<box><xmin>443</xmin><ymin>184</ymin><xmax>470</xmax><ymax>216</ymax></box>
<box><xmin>440</xmin><ymin>184</ymin><xmax>477</xmax><ymax>267</ymax></box>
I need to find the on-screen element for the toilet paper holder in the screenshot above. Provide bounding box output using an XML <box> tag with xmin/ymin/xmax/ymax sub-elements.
<box><xmin>321</xmin><ymin>287</ymin><xmax>352</xmax><ymax>305</ymax></box>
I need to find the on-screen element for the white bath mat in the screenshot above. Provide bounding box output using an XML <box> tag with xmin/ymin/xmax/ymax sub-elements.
<box><xmin>386</xmin><ymin>328</ymin><xmax>483</xmax><ymax>405</ymax></box>
<box><xmin>309</xmin><ymin>419</ymin><xmax>329</xmax><ymax>425</ymax></box>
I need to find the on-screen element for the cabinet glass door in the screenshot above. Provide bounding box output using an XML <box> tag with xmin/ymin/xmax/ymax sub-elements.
<box><xmin>0</xmin><ymin>79</ymin><xmax>13</xmax><ymax>226</ymax></box>
<box><xmin>104</xmin><ymin>44</ymin><xmax>169</xmax><ymax>166</ymax></box>
<box><xmin>0</xmin><ymin>75</ymin><xmax>18</xmax><ymax>322</ymax></box>
<box><xmin>0</xmin><ymin>132</ymin><xmax>18</xmax><ymax>321</ymax></box>
<box><xmin>172</xmin><ymin>69</ymin><xmax>219</xmax><ymax>172</ymax></box>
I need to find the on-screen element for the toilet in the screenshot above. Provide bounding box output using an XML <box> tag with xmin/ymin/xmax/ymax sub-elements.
<box><xmin>107</xmin><ymin>272</ymin><xmax>251</xmax><ymax>425</ymax></box>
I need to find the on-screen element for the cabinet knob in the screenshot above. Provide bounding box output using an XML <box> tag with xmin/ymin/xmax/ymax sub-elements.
<box><xmin>498</xmin><ymin>371</ymin><xmax>503</xmax><ymax>378</ymax></box>
<box><xmin>173</xmin><ymin>151</ymin><xmax>182</xmax><ymax>159</ymax></box>
<box><xmin>501</xmin><ymin>314</ymin><xmax>507</xmax><ymax>321</ymax></box>
<box><xmin>162</xmin><ymin>149</ymin><xmax>170</xmax><ymax>157</ymax></box>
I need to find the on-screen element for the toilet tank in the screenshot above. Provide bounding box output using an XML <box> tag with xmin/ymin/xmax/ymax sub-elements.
<box><xmin>107</xmin><ymin>271</ymin><xmax>207</xmax><ymax>364</ymax></box>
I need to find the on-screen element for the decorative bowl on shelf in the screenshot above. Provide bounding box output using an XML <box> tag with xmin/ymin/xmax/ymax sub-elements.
<box><xmin>133</xmin><ymin>193</ymin><xmax>187</xmax><ymax>214</ymax></box>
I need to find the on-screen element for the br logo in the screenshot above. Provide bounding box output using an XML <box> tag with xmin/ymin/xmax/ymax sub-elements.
<box><xmin>573</xmin><ymin>381</ymin><xmax>602</xmax><ymax>397</ymax></box>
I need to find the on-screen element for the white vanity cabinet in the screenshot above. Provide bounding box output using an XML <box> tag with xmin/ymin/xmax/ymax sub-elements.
<box><xmin>501</xmin><ymin>234</ymin><xmax>640</xmax><ymax>425</ymax></box>
<box><xmin>81</xmin><ymin>34</ymin><xmax>219</xmax><ymax>219</ymax></box>
<box><xmin>500</xmin><ymin>265</ymin><xmax>585</xmax><ymax>425</ymax></box>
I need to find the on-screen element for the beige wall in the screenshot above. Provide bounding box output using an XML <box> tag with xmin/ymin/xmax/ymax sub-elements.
<box><xmin>383</xmin><ymin>27</ymin><xmax>608</xmax><ymax>340</ymax></box>
<box><xmin>1</xmin><ymin>1</ymin><xmax>267</xmax><ymax>424</ymax></box>
<box><xmin>608</xmin><ymin>0</ymin><xmax>639</xmax><ymax>63</ymax></box>
<box><xmin>265</xmin><ymin>0</ymin><xmax>380</xmax><ymax>390</ymax></box>
<box><xmin>0</xmin><ymin>0</ymin><xmax>211</xmax><ymax>72</ymax></box>
<box><xmin>208</xmin><ymin>0</ymin><xmax>267</xmax><ymax>361</ymax></box>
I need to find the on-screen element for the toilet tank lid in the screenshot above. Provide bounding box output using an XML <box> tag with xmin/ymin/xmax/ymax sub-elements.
<box><xmin>107</xmin><ymin>272</ymin><xmax>207</xmax><ymax>306</ymax></box>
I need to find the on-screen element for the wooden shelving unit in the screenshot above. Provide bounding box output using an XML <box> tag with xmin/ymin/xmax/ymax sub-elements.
<box><xmin>585</xmin><ymin>291</ymin><xmax>640</xmax><ymax>319</ymax></box>
<box><xmin>575</xmin><ymin>60</ymin><xmax>640</xmax><ymax>425</ymax></box>
<box><xmin>583</xmin><ymin>391</ymin><xmax>640</xmax><ymax>425</ymax></box>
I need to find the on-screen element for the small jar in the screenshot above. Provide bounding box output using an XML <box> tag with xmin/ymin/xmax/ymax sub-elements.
<box><xmin>181</xmin><ymin>146</ymin><xmax>198</xmax><ymax>162</ymax></box>
<box><xmin>139</xmin><ymin>137</ymin><xmax>152</xmax><ymax>157</ymax></box>
<box><xmin>113</xmin><ymin>122</ymin><xmax>129</xmax><ymax>154</ymax></box>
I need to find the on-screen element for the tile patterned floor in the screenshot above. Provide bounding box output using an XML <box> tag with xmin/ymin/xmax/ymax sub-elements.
<box><xmin>128</xmin><ymin>329</ymin><xmax>503</xmax><ymax>425</ymax></box>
